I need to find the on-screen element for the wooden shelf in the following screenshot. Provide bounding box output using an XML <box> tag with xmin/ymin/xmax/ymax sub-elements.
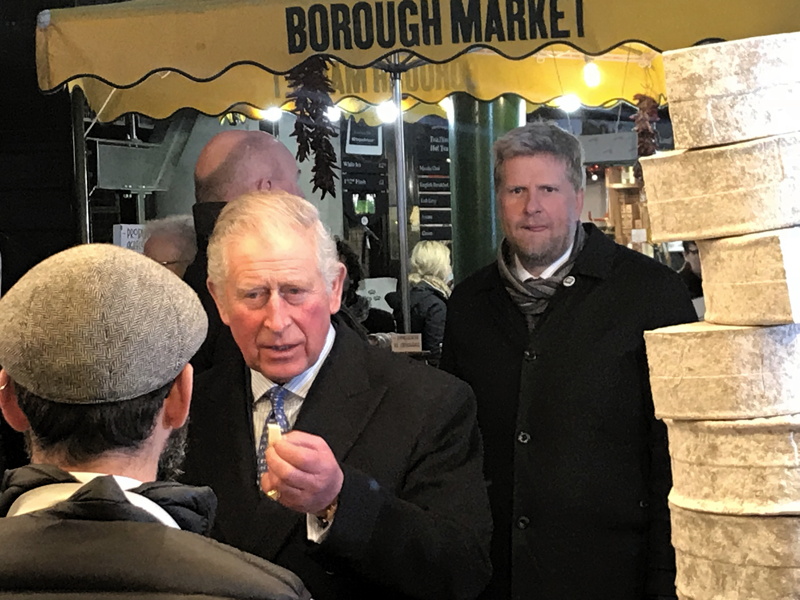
<box><xmin>605</xmin><ymin>166</ymin><xmax>649</xmax><ymax>250</ymax></box>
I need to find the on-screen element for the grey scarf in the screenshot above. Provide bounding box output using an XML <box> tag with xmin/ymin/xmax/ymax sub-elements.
<box><xmin>498</xmin><ymin>223</ymin><xmax>586</xmax><ymax>331</ymax></box>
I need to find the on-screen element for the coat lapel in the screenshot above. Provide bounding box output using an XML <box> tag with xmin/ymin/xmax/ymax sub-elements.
<box><xmin>481</xmin><ymin>267</ymin><xmax>528</xmax><ymax>351</ymax></box>
<box><xmin>294</xmin><ymin>324</ymin><xmax>385</xmax><ymax>462</ymax></box>
<box><xmin>246</xmin><ymin>325</ymin><xmax>385</xmax><ymax>557</ymax></box>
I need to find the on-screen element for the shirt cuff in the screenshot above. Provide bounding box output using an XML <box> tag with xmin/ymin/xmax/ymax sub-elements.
<box><xmin>306</xmin><ymin>512</ymin><xmax>334</xmax><ymax>543</ymax></box>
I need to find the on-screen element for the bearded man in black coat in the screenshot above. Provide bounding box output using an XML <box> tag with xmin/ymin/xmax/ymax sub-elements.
<box><xmin>441</xmin><ymin>123</ymin><xmax>697</xmax><ymax>600</ymax></box>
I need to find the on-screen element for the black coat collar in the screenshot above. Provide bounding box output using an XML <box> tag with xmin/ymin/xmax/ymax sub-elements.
<box><xmin>1</xmin><ymin>464</ymin><xmax>217</xmax><ymax>534</ymax></box>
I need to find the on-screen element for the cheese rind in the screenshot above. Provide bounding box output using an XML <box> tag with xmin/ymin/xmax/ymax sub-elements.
<box><xmin>645</xmin><ymin>322</ymin><xmax>800</xmax><ymax>420</ymax></box>
<box><xmin>667</xmin><ymin>415</ymin><xmax>800</xmax><ymax>515</ymax></box>
<box><xmin>698</xmin><ymin>228</ymin><xmax>800</xmax><ymax>326</ymax></box>
<box><xmin>664</xmin><ymin>32</ymin><xmax>800</xmax><ymax>149</ymax></box>
<box><xmin>640</xmin><ymin>133</ymin><xmax>800</xmax><ymax>242</ymax></box>
<box><xmin>671</xmin><ymin>504</ymin><xmax>800</xmax><ymax>600</ymax></box>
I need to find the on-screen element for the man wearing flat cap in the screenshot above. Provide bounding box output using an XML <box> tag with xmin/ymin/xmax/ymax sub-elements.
<box><xmin>181</xmin><ymin>190</ymin><xmax>493</xmax><ymax>600</ymax></box>
<box><xmin>0</xmin><ymin>244</ymin><xmax>309</xmax><ymax>600</ymax></box>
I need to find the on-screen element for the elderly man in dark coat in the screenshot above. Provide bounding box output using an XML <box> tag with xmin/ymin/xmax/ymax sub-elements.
<box><xmin>181</xmin><ymin>190</ymin><xmax>493</xmax><ymax>600</ymax></box>
<box><xmin>441</xmin><ymin>123</ymin><xmax>697</xmax><ymax>600</ymax></box>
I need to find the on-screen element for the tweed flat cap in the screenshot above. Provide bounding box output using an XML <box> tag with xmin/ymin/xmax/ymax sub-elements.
<box><xmin>0</xmin><ymin>244</ymin><xmax>207</xmax><ymax>403</ymax></box>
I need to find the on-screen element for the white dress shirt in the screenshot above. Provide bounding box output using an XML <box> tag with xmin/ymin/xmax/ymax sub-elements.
<box><xmin>250</xmin><ymin>323</ymin><xmax>337</xmax><ymax>542</ymax></box>
<box><xmin>512</xmin><ymin>240</ymin><xmax>574</xmax><ymax>282</ymax></box>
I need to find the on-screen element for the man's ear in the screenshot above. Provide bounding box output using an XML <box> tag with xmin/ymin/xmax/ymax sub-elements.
<box><xmin>162</xmin><ymin>365</ymin><xmax>193</xmax><ymax>430</ymax></box>
<box><xmin>207</xmin><ymin>278</ymin><xmax>231</xmax><ymax>325</ymax></box>
<box><xmin>0</xmin><ymin>370</ymin><xmax>30</xmax><ymax>433</ymax></box>
<box><xmin>575</xmin><ymin>188</ymin><xmax>585</xmax><ymax>216</ymax></box>
<box><xmin>255</xmin><ymin>177</ymin><xmax>272</xmax><ymax>191</ymax></box>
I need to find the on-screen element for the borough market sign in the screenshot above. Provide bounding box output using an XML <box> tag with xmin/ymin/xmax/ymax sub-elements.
<box><xmin>285</xmin><ymin>0</ymin><xmax>585</xmax><ymax>54</ymax></box>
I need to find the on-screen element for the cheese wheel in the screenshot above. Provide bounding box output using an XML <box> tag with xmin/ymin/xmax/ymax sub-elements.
<box><xmin>671</xmin><ymin>504</ymin><xmax>800</xmax><ymax>600</ymax></box>
<box><xmin>645</xmin><ymin>322</ymin><xmax>800</xmax><ymax>420</ymax></box>
<box><xmin>698</xmin><ymin>228</ymin><xmax>800</xmax><ymax>326</ymax></box>
<box><xmin>664</xmin><ymin>32</ymin><xmax>800</xmax><ymax>149</ymax></box>
<box><xmin>640</xmin><ymin>133</ymin><xmax>800</xmax><ymax>242</ymax></box>
<box><xmin>667</xmin><ymin>415</ymin><xmax>800</xmax><ymax>515</ymax></box>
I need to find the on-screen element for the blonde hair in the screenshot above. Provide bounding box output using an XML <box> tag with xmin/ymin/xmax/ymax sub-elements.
<box><xmin>207</xmin><ymin>191</ymin><xmax>340</xmax><ymax>292</ymax></box>
<box><xmin>409</xmin><ymin>241</ymin><xmax>452</xmax><ymax>298</ymax></box>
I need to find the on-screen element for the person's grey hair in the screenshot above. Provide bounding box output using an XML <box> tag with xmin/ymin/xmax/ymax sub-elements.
<box><xmin>207</xmin><ymin>191</ymin><xmax>340</xmax><ymax>293</ymax></box>
<box><xmin>144</xmin><ymin>215</ymin><xmax>197</xmax><ymax>262</ymax></box>
<box><xmin>493</xmin><ymin>122</ymin><xmax>586</xmax><ymax>193</ymax></box>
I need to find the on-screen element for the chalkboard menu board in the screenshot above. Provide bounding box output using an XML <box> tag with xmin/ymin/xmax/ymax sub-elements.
<box><xmin>414</xmin><ymin>122</ymin><xmax>451</xmax><ymax>242</ymax></box>
<box><xmin>340</xmin><ymin>118</ymin><xmax>389</xmax><ymax>226</ymax></box>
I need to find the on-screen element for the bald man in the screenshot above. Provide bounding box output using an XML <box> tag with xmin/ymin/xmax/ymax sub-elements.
<box><xmin>185</xmin><ymin>130</ymin><xmax>302</xmax><ymax>373</ymax></box>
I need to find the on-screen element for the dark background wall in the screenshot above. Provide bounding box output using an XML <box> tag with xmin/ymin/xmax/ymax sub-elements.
<box><xmin>0</xmin><ymin>2</ymin><xmax>132</xmax><ymax>294</ymax></box>
<box><xmin>0</xmin><ymin>1</ymin><xmax>85</xmax><ymax>469</ymax></box>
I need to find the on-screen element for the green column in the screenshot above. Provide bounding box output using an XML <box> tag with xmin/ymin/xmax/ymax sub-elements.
<box><xmin>449</xmin><ymin>93</ymin><xmax>523</xmax><ymax>283</ymax></box>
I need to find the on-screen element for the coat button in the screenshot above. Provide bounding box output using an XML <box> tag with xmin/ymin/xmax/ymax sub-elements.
<box><xmin>516</xmin><ymin>516</ymin><xmax>530</xmax><ymax>529</ymax></box>
<box><xmin>517</xmin><ymin>431</ymin><xmax>530</xmax><ymax>444</ymax></box>
<box><xmin>563</xmin><ymin>275</ymin><xmax>576</xmax><ymax>287</ymax></box>
<box><xmin>523</xmin><ymin>350</ymin><xmax>537</xmax><ymax>361</ymax></box>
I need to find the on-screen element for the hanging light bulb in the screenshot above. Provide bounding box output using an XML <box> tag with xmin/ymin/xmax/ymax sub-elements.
<box><xmin>438</xmin><ymin>97</ymin><xmax>454</xmax><ymax>120</ymax></box>
<box><xmin>262</xmin><ymin>106</ymin><xmax>283</xmax><ymax>122</ymax></box>
<box><xmin>376</xmin><ymin>100</ymin><xmax>399</xmax><ymax>123</ymax></box>
<box><xmin>326</xmin><ymin>105</ymin><xmax>342</xmax><ymax>122</ymax></box>
<box><xmin>556</xmin><ymin>94</ymin><xmax>582</xmax><ymax>113</ymax></box>
<box><xmin>583</xmin><ymin>60</ymin><xmax>601</xmax><ymax>88</ymax></box>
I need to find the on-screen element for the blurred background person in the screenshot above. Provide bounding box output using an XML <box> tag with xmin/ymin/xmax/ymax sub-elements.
<box><xmin>143</xmin><ymin>214</ymin><xmax>197</xmax><ymax>277</ymax></box>
<box><xmin>336</xmin><ymin>239</ymin><xmax>394</xmax><ymax>337</ymax></box>
<box><xmin>678</xmin><ymin>241</ymin><xmax>704</xmax><ymax>319</ymax></box>
<box><xmin>186</xmin><ymin>131</ymin><xmax>302</xmax><ymax>373</ymax></box>
<box><xmin>678</xmin><ymin>241</ymin><xmax>703</xmax><ymax>299</ymax></box>
<box><xmin>387</xmin><ymin>241</ymin><xmax>452</xmax><ymax>366</ymax></box>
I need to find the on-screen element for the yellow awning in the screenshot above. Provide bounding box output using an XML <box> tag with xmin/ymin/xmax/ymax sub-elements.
<box><xmin>37</xmin><ymin>0</ymin><xmax>800</xmax><ymax>91</ymax></box>
<box><xmin>73</xmin><ymin>43</ymin><xmax>663</xmax><ymax>122</ymax></box>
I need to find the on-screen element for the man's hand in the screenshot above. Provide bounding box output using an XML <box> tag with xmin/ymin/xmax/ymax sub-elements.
<box><xmin>260</xmin><ymin>430</ymin><xmax>343</xmax><ymax>515</ymax></box>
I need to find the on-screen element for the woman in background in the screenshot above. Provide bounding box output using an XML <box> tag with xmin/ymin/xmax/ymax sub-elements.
<box><xmin>336</xmin><ymin>239</ymin><xmax>395</xmax><ymax>337</ymax></box>
<box><xmin>388</xmin><ymin>241</ymin><xmax>452</xmax><ymax>366</ymax></box>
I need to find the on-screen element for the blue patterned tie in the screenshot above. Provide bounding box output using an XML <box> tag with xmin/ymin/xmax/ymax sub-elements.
<box><xmin>256</xmin><ymin>386</ymin><xmax>290</xmax><ymax>478</ymax></box>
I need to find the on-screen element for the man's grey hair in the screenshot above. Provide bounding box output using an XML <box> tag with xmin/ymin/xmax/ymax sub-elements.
<box><xmin>144</xmin><ymin>215</ymin><xmax>197</xmax><ymax>262</ymax></box>
<box><xmin>493</xmin><ymin>122</ymin><xmax>586</xmax><ymax>193</ymax></box>
<box><xmin>207</xmin><ymin>191</ymin><xmax>340</xmax><ymax>292</ymax></box>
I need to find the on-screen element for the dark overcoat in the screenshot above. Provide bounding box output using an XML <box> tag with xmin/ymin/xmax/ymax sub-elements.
<box><xmin>182</xmin><ymin>322</ymin><xmax>493</xmax><ymax>600</ymax></box>
<box><xmin>441</xmin><ymin>223</ymin><xmax>697</xmax><ymax>600</ymax></box>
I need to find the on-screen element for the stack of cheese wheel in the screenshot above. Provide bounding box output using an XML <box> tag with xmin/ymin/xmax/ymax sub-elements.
<box><xmin>641</xmin><ymin>31</ymin><xmax>800</xmax><ymax>600</ymax></box>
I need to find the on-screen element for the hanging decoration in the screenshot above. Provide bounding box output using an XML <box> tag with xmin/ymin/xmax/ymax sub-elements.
<box><xmin>630</xmin><ymin>93</ymin><xmax>660</xmax><ymax>185</ymax></box>
<box><xmin>286</xmin><ymin>56</ymin><xmax>339</xmax><ymax>199</ymax></box>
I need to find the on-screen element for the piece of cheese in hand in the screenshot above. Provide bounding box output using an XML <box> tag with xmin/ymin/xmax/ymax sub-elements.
<box><xmin>267</xmin><ymin>423</ymin><xmax>282</xmax><ymax>447</ymax></box>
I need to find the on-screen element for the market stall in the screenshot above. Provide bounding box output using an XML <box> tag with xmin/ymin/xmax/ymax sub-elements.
<box><xmin>35</xmin><ymin>0</ymin><xmax>800</xmax><ymax>326</ymax></box>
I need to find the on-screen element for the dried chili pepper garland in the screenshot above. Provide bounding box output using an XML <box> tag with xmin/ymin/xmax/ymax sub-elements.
<box><xmin>630</xmin><ymin>93</ymin><xmax>660</xmax><ymax>186</ymax></box>
<box><xmin>286</xmin><ymin>56</ymin><xmax>339</xmax><ymax>199</ymax></box>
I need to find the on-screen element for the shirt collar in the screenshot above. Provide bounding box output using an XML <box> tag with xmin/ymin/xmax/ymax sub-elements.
<box><xmin>512</xmin><ymin>240</ymin><xmax>574</xmax><ymax>281</ymax></box>
<box><xmin>7</xmin><ymin>471</ymin><xmax>180</xmax><ymax>529</ymax></box>
<box><xmin>251</xmin><ymin>323</ymin><xmax>337</xmax><ymax>402</ymax></box>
